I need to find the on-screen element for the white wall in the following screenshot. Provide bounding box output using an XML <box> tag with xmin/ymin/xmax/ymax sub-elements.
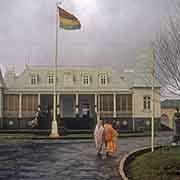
<box><xmin>0</xmin><ymin>88</ymin><xmax>2</xmax><ymax>118</ymax></box>
<box><xmin>132</xmin><ymin>87</ymin><xmax>161</xmax><ymax>118</ymax></box>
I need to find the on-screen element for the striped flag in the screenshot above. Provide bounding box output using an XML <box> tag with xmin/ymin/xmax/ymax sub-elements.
<box><xmin>58</xmin><ymin>7</ymin><xmax>81</xmax><ymax>30</ymax></box>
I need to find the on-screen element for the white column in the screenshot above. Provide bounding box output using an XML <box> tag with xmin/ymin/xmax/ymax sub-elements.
<box><xmin>132</xmin><ymin>93</ymin><xmax>135</xmax><ymax>131</ymax></box>
<box><xmin>75</xmin><ymin>93</ymin><xmax>79</xmax><ymax>114</ymax></box>
<box><xmin>38</xmin><ymin>93</ymin><xmax>41</xmax><ymax>106</ymax></box>
<box><xmin>18</xmin><ymin>93</ymin><xmax>22</xmax><ymax>118</ymax></box>
<box><xmin>0</xmin><ymin>88</ymin><xmax>2</xmax><ymax>118</ymax></box>
<box><xmin>98</xmin><ymin>94</ymin><xmax>101</xmax><ymax>113</ymax></box>
<box><xmin>113</xmin><ymin>92</ymin><xmax>116</xmax><ymax>118</ymax></box>
<box><xmin>94</xmin><ymin>93</ymin><xmax>97</xmax><ymax>113</ymax></box>
<box><xmin>60</xmin><ymin>95</ymin><xmax>63</xmax><ymax>117</ymax></box>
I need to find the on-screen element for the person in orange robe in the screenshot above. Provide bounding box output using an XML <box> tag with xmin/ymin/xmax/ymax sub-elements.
<box><xmin>104</xmin><ymin>120</ymin><xmax>118</xmax><ymax>156</ymax></box>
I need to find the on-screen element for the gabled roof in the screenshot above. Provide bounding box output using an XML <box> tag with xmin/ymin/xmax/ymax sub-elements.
<box><xmin>161</xmin><ymin>99</ymin><xmax>180</xmax><ymax>108</ymax></box>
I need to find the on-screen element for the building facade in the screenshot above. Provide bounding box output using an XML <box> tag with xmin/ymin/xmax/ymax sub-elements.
<box><xmin>0</xmin><ymin>65</ymin><xmax>161</xmax><ymax>131</ymax></box>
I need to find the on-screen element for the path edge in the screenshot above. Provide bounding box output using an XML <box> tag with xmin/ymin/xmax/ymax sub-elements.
<box><xmin>119</xmin><ymin>145</ymin><xmax>166</xmax><ymax>180</ymax></box>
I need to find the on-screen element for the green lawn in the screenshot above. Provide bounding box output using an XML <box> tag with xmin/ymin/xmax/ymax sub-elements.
<box><xmin>129</xmin><ymin>146</ymin><xmax>180</xmax><ymax>180</ymax></box>
<box><xmin>0</xmin><ymin>133</ymin><xmax>94</xmax><ymax>139</ymax></box>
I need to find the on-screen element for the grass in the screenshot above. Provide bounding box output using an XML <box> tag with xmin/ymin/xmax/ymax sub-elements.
<box><xmin>0</xmin><ymin>133</ymin><xmax>94</xmax><ymax>139</ymax></box>
<box><xmin>129</xmin><ymin>146</ymin><xmax>180</xmax><ymax>180</ymax></box>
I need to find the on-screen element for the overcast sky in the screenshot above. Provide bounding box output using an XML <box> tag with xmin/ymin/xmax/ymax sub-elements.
<box><xmin>0</xmin><ymin>0</ymin><xmax>178</xmax><ymax>75</ymax></box>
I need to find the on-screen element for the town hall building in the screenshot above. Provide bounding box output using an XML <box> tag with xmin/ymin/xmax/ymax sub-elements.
<box><xmin>0</xmin><ymin>64</ymin><xmax>161</xmax><ymax>131</ymax></box>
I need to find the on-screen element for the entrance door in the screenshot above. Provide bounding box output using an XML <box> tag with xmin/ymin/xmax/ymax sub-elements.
<box><xmin>61</xmin><ymin>95</ymin><xmax>74</xmax><ymax>117</ymax></box>
<box><xmin>40</xmin><ymin>94</ymin><xmax>53</xmax><ymax>129</ymax></box>
<box><xmin>79</xmin><ymin>95</ymin><xmax>93</xmax><ymax>118</ymax></box>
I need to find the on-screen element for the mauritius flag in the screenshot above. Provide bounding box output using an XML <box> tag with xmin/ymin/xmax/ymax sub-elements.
<box><xmin>58</xmin><ymin>7</ymin><xmax>81</xmax><ymax>30</ymax></box>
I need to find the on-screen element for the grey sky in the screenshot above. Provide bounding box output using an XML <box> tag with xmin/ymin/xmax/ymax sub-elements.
<box><xmin>0</xmin><ymin>0</ymin><xmax>177</xmax><ymax>75</ymax></box>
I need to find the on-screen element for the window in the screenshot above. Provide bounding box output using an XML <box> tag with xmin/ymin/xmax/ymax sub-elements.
<box><xmin>22</xmin><ymin>95</ymin><xmax>38</xmax><ymax>112</ymax></box>
<box><xmin>99</xmin><ymin>74</ymin><xmax>107</xmax><ymax>85</ymax></box>
<box><xmin>31</xmin><ymin>75</ymin><xmax>39</xmax><ymax>85</ymax></box>
<box><xmin>143</xmin><ymin>96</ymin><xmax>151</xmax><ymax>110</ymax></box>
<box><xmin>116</xmin><ymin>94</ymin><xmax>132</xmax><ymax>112</ymax></box>
<box><xmin>4</xmin><ymin>95</ymin><xmax>19</xmax><ymax>112</ymax></box>
<box><xmin>48</xmin><ymin>75</ymin><xmax>54</xmax><ymax>84</ymax></box>
<box><xmin>100</xmin><ymin>94</ymin><xmax>113</xmax><ymax>111</ymax></box>
<box><xmin>82</xmin><ymin>74</ymin><xmax>89</xmax><ymax>85</ymax></box>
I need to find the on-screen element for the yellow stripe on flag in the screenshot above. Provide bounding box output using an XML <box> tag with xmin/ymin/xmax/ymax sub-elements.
<box><xmin>58</xmin><ymin>7</ymin><xmax>81</xmax><ymax>30</ymax></box>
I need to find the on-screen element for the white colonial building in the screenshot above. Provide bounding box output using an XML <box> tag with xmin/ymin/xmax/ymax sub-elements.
<box><xmin>0</xmin><ymin>65</ymin><xmax>161</xmax><ymax>131</ymax></box>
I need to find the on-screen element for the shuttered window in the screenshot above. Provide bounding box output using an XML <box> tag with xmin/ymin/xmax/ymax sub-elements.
<box><xmin>4</xmin><ymin>95</ymin><xmax>19</xmax><ymax>111</ymax></box>
<box><xmin>116</xmin><ymin>94</ymin><xmax>132</xmax><ymax>111</ymax></box>
<box><xmin>22</xmin><ymin>95</ymin><xmax>38</xmax><ymax>112</ymax></box>
<box><xmin>100</xmin><ymin>94</ymin><xmax>113</xmax><ymax>111</ymax></box>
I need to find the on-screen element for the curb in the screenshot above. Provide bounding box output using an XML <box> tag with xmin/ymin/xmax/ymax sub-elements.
<box><xmin>119</xmin><ymin>145</ymin><xmax>165</xmax><ymax>180</ymax></box>
<box><xmin>0</xmin><ymin>136</ymin><xmax>94</xmax><ymax>140</ymax></box>
<box><xmin>0</xmin><ymin>133</ymin><xmax>154</xmax><ymax>140</ymax></box>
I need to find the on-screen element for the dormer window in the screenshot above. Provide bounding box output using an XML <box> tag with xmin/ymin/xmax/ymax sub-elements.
<box><xmin>48</xmin><ymin>75</ymin><xmax>54</xmax><ymax>84</ymax></box>
<box><xmin>31</xmin><ymin>75</ymin><xmax>39</xmax><ymax>85</ymax></box>
<box><xmin>99</xmin><ymin>73</ymin><xmax>107</xmax><ymax>85</ymax></box>
<box><xmin>82</xmin><ymin>74</ymin><xmax>90</xmax><ymax>85</ymax></box>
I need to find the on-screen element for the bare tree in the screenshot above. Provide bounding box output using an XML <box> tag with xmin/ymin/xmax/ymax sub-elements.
<box><xmin>154</xmin><ymin>4</ymin><xmax>180</xmax><ymax>96</ymax></box>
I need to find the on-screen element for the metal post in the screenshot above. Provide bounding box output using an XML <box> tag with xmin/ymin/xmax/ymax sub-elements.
<box><xmin>50</xmin><ymin>4</ymin><xmax>59</xmax><ymax>137</ymax></box>
<box><xmin>151</xmin><ymin>49</ymin><xmax>155</xmax><ymax>152</ymax></box>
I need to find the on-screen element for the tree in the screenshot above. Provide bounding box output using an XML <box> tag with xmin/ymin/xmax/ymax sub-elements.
<box><xmin>154</xmin><ymin>4</ymin><xmax>180</xmax><ymax>97</ymax></box>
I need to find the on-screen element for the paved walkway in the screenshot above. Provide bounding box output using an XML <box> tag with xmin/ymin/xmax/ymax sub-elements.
<box><xmin>0</xmin><ymin>131</ymin><xmax>173</xmax><ymax>180</ymax></box>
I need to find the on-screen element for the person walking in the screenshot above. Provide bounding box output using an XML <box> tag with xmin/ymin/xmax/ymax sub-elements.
<box><xmin>104</xmin><ymin>120</ymin><xmax>118</xmax><ymax>157</ymax></box>
<box><xmin>94</xmin><ymin>113</ymin><xmax>104</xmax><ymax>156</ymax></box>
<box><xmin>32</xmin><ymin>106</ymin><xmax>41</xmax><ymax>128</ymax></box>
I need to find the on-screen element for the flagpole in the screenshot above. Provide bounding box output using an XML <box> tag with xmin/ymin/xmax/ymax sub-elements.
<box><xmin>50</xmin><ymin>4</ymin><xmax>59</xmax><ymax>137</ymax></box>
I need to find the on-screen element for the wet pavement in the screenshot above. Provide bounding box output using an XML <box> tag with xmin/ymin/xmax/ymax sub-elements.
<box><xmin>0</xmin><ymin>131</ymin><xmax>173</xmax><ymax>180</ymax></box>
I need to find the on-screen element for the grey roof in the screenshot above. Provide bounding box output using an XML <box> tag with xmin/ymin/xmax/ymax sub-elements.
<box><xmin>3</xmin><ymin>65</ymin><xmax>130</xmax><ymax>91</ymax></box>
<box><xmin>3</xmin><ymin>62</ymin><xmax>160</xmax><ymax>91</ymax></box>
<box><xmin>122</xmin><ymin>50</ymin><xmax>161</xmax><ymax>88</ymax></box>
<box><xmin>123</xmin><ymin>70</ymin><xmax>160</xmax><ymax>88</ymax></box>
